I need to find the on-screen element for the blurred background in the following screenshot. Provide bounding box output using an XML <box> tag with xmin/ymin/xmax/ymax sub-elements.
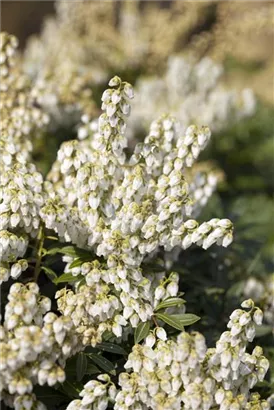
<box><xmin>2</xmin><ymin>0</ymin><xmax>274</xmax><ymax>394</ymax></box>
<box><xmin>2</xmin><ymin>1</ymin><xmax>274</xmax><ymax>102</ymax></box>
<box><xmin>1</xmin><ymin>1</ymin><xmax>54</xmax><ymax>48</ymax></box>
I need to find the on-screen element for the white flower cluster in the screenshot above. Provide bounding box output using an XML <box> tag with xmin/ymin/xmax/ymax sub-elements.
<box><xmin>67</xmin><ymin>374</ymin><xmax>117</xmax><ymax>410</ymax></box>
<box><xmin>187</xmin><ymin>163</ymin><xmax>223</xmax><ymax>219</ymax></box>
<box><xmin>115</xmin><ymin>330</ymin><xmax>207</xmax><ymax>410</ymax></box>
<box><xmin>40</xmin><ymin>77</ymin><xmax>234</xmax><ymax>345</ymax></box>
<box><xmin>128</xmin><ymin>56</ymin><xmax>256</xmax><ymax>139</ymax></box>
<box><xmin>43</xmin><ymin>78</ymin><xmax>233</xmax><ymax>255</ymax></box>
<box><xmin>66</xmin><ymin>302</ymin><xmax>269</xmax><ymax>410</ymax></box>
<box><xmin>14</xmin><ymin>394</ymin><xmax>46</xmax><ymax>410</ymax></box>
<box><xmin>0</xmin><ymin>33</ymin><xmax>49</xmax><ymax>285</ymax></box>
<box><xmin>0</xmin><ymin>157</ymin><xmax>45</xmax><ymax>285</ymax></box>
<box><xmin>0</xmin><ymin>282</ymin><xmax>80</xmax><ymax>406</ymax></box>
<box><xmin>22</xmin><ymin>1</ymin><xmax>114</xmax><ymax>126</ymax></box>
<box><xmin>243</xmin><ymin>275</ymin><xmax>274</xmax><ymax>332</ymax></box>
<box><xmin>2</xmin><ymin>392</ymin><xmax>46</xmax><ymax>410</ymax></box>
<box><xmin>0</xmin><ymin>162</ymin><xmax>45</xmax><ymax>285</ymax></box>
<box><xmin>1</xmin><ymin>30</ymin><xmax>270</xmax><ymax>409</ymax></box>
<box><xmin>0</xmin><ymin>256</ymin><xmax>28</xmax><ymax>285</ymax></box>
<box><xmin>0</xmin><ymin>32</ymin><xmax>49</xmax><ymax>165</ymax></box>
<box><xmin>0</xmin><ymin>159</ymin><xmax>44</xmax><ymax>284</ymax></box>
<box><xmin>0</xmin><ymin>163</ymin><xmax>44</xmax><ymax>235</ymax></box>
<box><xmin>56</xmin><ymin>266</ymin><xmax>182</xmax><ymax>347</ymax></box>
<box><xmin>56</xmin><ymin>265</ymin><xmax>125</xmax><ymax>346</ymax></box>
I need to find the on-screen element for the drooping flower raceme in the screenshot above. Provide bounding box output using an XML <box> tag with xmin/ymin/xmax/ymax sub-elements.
<box><xmin>66</xmin><ymin>301</ymin><xmax>269</xmax><ymax>410</ymax></box>
<box><xmin>40</xmin><ymin>76</ymin><xmax>234</xmax><ymax>348</ymax></box>
<box><xmin>0</xmin><ymin>32</ymin><xmax>49</xmax><ymax>165</ymax></box>
<box><xmin>0</xmin><ymin>283</ymin><xmax>80</xmax><ymax>404</ymax></box>
<box><xmin>0</xmin><ymin>33</ymin><xmax>48</xmax><ymax>285</ymax></box>
<box><xmin>0</xmin><ymin>33</ymin><xmax>270</xmax><ymax>410</ymax></box>
<box><xmin>243</xmin><ymin>275</ymin><xmax>274</xmax><ymax>332</ymax></box>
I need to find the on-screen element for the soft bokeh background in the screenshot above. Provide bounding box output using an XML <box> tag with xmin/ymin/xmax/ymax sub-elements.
<box><xmin>1</xmin><ymin>1</ymin><xmax>54</xmax><ymax>48</ymax></box>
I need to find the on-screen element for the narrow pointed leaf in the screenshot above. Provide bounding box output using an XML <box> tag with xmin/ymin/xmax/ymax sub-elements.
<box><xmin>53</xmin><ymin>273</ymin><xmax>81</xmax><ymax>284</ymax></box>
<box><xmin>96</xmin><ymin>342</ymin><xmax>127</xmax><ymax>355</ymax></box>
<box><xmin>47</xmin><ymin>245</ymin><xmax>91</xmax><ymax>258</ymax></box>
<box><xmin>154</xmin><ymin>297</ymin><xmax>186</xmax><ymax>312</ymax></box>
<box><xmin>155</xmin><ymin>313</ymin><xmax>185</xmax><ymax>331</ymax></box>
<box><xmin>41</xmin><ymin>266</ymin><xmax>57</xmax><ymax>281</ymax></box>
<box><xmin>134</xmin><ymin>321</ymin><xmax>150</xmax><ymax>344</ymax></box>
<box><xmin>60</xmin><ymin>381</ymin><xmax>82</xmax><ymax>399</ymax></box>
<box><xmin>76</xmin><ymin>352</ymin><xmax>87</xmax><ymax>381</ymax></box>
<box><xmin>171</xmin><ymin>313</ymin><xmax>200</xmax><ymax>326</ymax></box>
<box><xmin>86</xmin><ymin>363</ymin><xmax>100</xmax><ymax>375</ymax></box>
<box><xmin>69</xmin><ymin>257</ymin><xmax>90</xmax><ymax>269</ymax></box>
<box><xmin>88</xmin><ymin>354</ymin><xmax>115</xmax><ymax>374</ymax></box>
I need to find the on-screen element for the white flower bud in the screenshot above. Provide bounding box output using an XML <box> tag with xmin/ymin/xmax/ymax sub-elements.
<box><xmin>184</xmin><ymin>220</ymin><xmax>198</xmax><ymax>230</ymax></box>
<box><xmin>182</xmin><ymin>234</ymin><xmax>192</xmax><ymax>249</ymax></box>
<box><xmin>11</xmin><ymin>263</ymin><xmax>22</xmax><ymax>279</ymax></box>
<box><xmin>106</xmin><ymin>103</ymin><xmax>117</xmax><ymax>117</ymax></box>
<box><xmin>222</xmin><ymin>233</ymin><xmax>233</xmax><ymax>248</ymax></box>
<box><xmin>145</xmin><ymin>333</ymin><xmax>156</xmax><ymax>348</ymax></box>
<box><xmin>241</xmin><ymin>299</ymin><xmax>254</xmax><ymax>309</ymax></box>
<box><xmin>166</xmin><ymin>282</ymin><xmax>178</xmax><ymax>297</ymax></box>
<box><xmin>253</xmin><ymin>309</ymin><xmax>263</xmax><ymax>325</ymax></box>
<box><xmin>156</xmin><ymin>327</ymin><xmax>167</xmax><ymax>341</ymax></box>
<box><xmin>123</xmin><ymin>83</ymin><xmax>134</xmax><ymax>99</ymax></box>
<box><xmin>112</xmin><ymin>323</ymin><xmax>122</xmax><ymax>337</ymax></box>
<box><xmin>109</xmin><ymin>76</ymin><xmax>121</xmax><ymax>87</ymax></box>
<box><xmin>245</xmin><ymin>324</ymin><xmax>256</xmax><ymax>341</ymax></box>
<box><xmin>220</xmin><ymin>350</ymin><xmax>232</xmax><ymax>367</ymax></box>
<box><xmin>112</xmin><ymin>91</ymin><xmax>121</xmax><ymax>104</ymax></box>
<box><xmin>231</xmin><ymin>323</ymin><xmax>242</xmax><ymax>336</ymax></box>
<box><xmin>94</xmin><ymin>384</ymin><xmax>106</xmax><ymax>396</ymax></box>
<box><xmin>239</xmin><ymin>312</ymin><xmax>251</xmax><ymax>326</ymax></box>
<box><xmin>155</xmin><ymin>286</ymin><xmax>166</xmax><ymax>300</ymax></box>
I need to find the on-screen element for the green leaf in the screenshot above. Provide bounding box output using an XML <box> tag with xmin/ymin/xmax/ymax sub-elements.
<box><xmin>69</xmin><ymin>257</ymin><xmax>90</xmax><ymax>269</ymax></box>
<box><xmin>53</xmin><ymin>273</ymin><xmax>82</xmax><ymax>284</ymax></box>
<box><xmin>46</xmin><ymin>245</ymin><xmax>77</xmax><ymax>256</ymax></box>
<box><xmin>86</xmin><ymin>363</ymin><xmax>100</xmax><ymax>375</ymax></box>
<box><xmin>46</xmin><ymin>245</ymin><xmax>91</xmax><ymax>258</ymax></box>
<box><xmin>102</xmin><ymin>330</ymin><xmax>114</xmax><ymax>341</ymax></box>
<box><xmin>155</xmin><ymin>313</ymin><xmax>185</xmax><ymax>331</ymax></box>
<box><xmin>41</xmin><ymin>266</ymin><xmax>57</xmax><ymax>281</ymax></box>
<box><xmin>171</xmin><ymin>313</ymin><xmax>201</xmax><ymax>326</ymax></box>
<box><xmin>96</xmin><ymin>342</ymin><xmax>127</xmax><ymax>355</ymax></box>
<box><xmin>76</xmin><ymin>352</ymin><xmax>87</xmax><ymax>381</ymax></box>
<box><xmin>45</xmin><ymin>235</ymin><xmax>59</xmax><ymax>241</ymax></box>
<box><xmin>60</xmin><ymin>381</ymin><xmax>82</xmax><ymax>399</ymax></box>
<box><xmin>77</xmin><ymin>277</ymin><xmax>87</xmax><ymax>287</ymax></box>
<box><xmin>87</xmin><ymin>354</ymin><xmax>115</xmax><ymax>374</ymax></box>
<box><xmin>154</xmin><ymin>297</ymin><xmax>186</xmax><ymax>312</ymax></box>
<box><xmin>134</xmin><ymin>321</ymin><xmax>150</xmax><ymax>344</ymax></box>
<box><xmin>65</xmin><ymin>356</ymin><xmax>78</xmax><ymax>377</ymax></box>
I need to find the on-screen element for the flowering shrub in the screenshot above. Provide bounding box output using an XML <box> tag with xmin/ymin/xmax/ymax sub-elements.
<box><xmin>0</xmin><ymin>32</ymin><xmax>272</xmax><ymax>410</ymax></box>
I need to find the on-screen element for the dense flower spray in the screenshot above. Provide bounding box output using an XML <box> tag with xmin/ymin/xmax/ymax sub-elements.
<box><xmin>0</xmin><ymin>32</ymin><xmax>271</xmax><ymax>410</ymax></box>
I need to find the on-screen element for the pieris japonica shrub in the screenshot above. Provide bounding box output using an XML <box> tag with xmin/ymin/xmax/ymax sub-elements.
<box><xmin>0</xmin><ymin>32</ymin><xmax>271</xmax><ymax>410</ymax></box>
